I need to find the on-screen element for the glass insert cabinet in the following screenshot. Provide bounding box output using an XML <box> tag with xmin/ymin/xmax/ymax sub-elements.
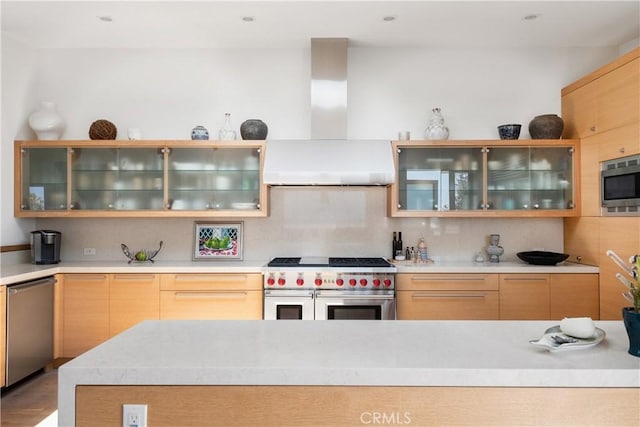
<box><xmin>389</xmin><ymin>140</ymin><xmax>579</xmax><ymax>217</ymax></box>
<box><xmin>15</xmin><ymin>140</ymin><xmax>267</xmax><ymax>217</ymax></box>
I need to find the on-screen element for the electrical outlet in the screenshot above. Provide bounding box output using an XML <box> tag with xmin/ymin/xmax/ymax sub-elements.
<box><xmin>123</xmin><ymin>404</ymin><xmax>147</xmax><ymax>427</ymax></box>
<box><xmin>83</xmin><ymin>247</ymin><xmax>96</xmax><ymax>256</ymax></box>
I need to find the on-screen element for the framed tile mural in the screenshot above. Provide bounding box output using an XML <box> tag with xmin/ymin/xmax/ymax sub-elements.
<box><xmin>193</xmin><ymin>222</ymin><xmax>243</xmax><ymax>260</ymax></box>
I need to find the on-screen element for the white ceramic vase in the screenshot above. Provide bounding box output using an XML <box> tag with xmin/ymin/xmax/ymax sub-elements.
<box><xmin>28</xmin><ymin>101</ymin><xmax>65</xmax><ymax>140</ymax></box>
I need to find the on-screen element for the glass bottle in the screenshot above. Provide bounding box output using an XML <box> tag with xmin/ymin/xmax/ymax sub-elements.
<box><xmin>417</xmin><ymin>238</ymin><xmax>428</xmax><ymax>262</ymax></box>
<box><xmin>218</xmin><ymin>113</ymin><xmax>237</xmax><ymax>140</ymax></box>
<box><xmin>424</xmin><ymin>107</ymin><xmax>450</xmax><ymax>140</ymax></box>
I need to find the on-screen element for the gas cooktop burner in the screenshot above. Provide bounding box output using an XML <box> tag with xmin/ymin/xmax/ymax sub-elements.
<box><xmin>267</xmin><ymin>257</ymin><xmax>393</xmax><ymax>268</ymax></box>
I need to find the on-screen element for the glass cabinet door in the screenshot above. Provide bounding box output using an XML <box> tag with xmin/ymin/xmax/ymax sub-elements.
<box><xmin>71</xmin><ymin>147</ymin><xmax>164</xmax><ymax>210</ymax></box>
<box><xmin>168</xmin><ymin>147</ymin><xmax>261</xmax><ymax>211</ymax></box>
<box><xmin>397</xmin><ymin>147</ymin><xmax>483</xmax><ymax>212</ymax></box>
<box><xmin>20</xmin><ymin>147</ymin><xmax>68</xmax><ymax>211</ymax></box>
<box><xmin>486</xmin><ymin>146</ymin><xmax>573</xmax><ymax>211</ymax></box>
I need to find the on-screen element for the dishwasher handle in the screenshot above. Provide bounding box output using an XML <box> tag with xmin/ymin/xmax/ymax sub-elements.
<box><xmin>8</xmin><ymin>277</ymin><xmax>56</xmax><ymax>294</ymax></box>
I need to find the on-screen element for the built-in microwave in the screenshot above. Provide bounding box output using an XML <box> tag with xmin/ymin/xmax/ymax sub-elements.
<box><xmin>601</xmin><ymin>154</ymin><xmax>640</xmax><ymax>216</ymax></box>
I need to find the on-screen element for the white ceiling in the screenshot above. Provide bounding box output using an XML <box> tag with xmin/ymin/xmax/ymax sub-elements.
<box><xmin>1</xmin><ymin>1</ymin><xmax>639</xmax><ymax>50</ymax></box>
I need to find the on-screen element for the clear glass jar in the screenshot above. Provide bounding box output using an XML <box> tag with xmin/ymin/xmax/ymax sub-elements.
<box><xmin>424</xmin><ymin>107</ymin><xmax>450</xmax><ymax>140</ymax></box>
<box><xmin>218</xmin><ymin>113</ymin><xmax>237</xmax><ymax>140</ymax></box>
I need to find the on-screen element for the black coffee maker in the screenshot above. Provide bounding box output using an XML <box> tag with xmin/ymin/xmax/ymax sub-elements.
<box><xmin>30</xmin><ymin>230</ymin><xmax>61</xmax><ymax>264</ymax></box>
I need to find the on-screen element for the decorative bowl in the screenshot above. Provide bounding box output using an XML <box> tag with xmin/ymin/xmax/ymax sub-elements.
<box><xmin>121</xmin><ymin>241</ymin><xmax>163</xmax><ymax>263</ymax></box>
<box><xmin>517</xmin><ymin>250</ymin><xmax>569</xmax><ymax>265</ymax></box>
<box><xmin>497</xmin><ymin>124</ymin><xmax>521</xmax><ymax>140</ymax></box>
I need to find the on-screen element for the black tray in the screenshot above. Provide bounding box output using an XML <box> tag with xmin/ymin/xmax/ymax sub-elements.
<box><xmin>517</xmin><ymin>251</ymin><xmax>569</xmax><ymax>265</ymax></box>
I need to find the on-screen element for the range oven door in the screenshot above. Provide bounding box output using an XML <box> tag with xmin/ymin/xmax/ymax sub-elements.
<box><xmin>264</xmin><ymin>289</ymin><xmax>314</xmax><ymax>320</ymax></box>
<box><xmin>315</xmin><ymin>290</ymin><xmax>396</xmax><ymax>320</ymax></box>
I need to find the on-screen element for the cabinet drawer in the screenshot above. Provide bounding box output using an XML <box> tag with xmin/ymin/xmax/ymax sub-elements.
<box><xmin>160</xmin><ymin>290</ymin><xmax>262</xmax><ymax>320</ymax></box>
<box><xmin>397</xmin><ymin>290</ymin><xmax>499</xmax><ymax>320</ymax></box>
<box><xmin>160</xmin><ymin>273</ymin><xmax>262</xmax><ymax>291</ymax></box>
<box><xmin>397</xmin><ymin>274</ymin><xmax>499</xmax><ymax>291</ymax></box>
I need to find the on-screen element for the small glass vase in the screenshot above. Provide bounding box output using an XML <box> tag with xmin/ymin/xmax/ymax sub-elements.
<box><xmin>218</xmin><ymin>113</ymin><xmax>237</xmax><ymax>140</ymax></box>
<box><xmin>424</xmin><ymin>107</ymin><xmax>450</xmax><ymax>140</ymax></box>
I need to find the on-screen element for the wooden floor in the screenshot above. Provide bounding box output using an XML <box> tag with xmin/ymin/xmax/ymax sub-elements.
<box><xmin>0</xmin><ymin>369</ymin><xmax>58</xmax><ymax>427</ymax></box>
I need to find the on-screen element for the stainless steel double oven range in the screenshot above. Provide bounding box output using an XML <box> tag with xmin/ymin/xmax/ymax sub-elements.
<box><xmin>263</xmin><ymin>257</ymin><xmax>396</xmax><ymax>320</ymax></box>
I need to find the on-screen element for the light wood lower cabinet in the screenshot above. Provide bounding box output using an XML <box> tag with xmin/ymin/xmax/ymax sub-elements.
<box><xmin>397</xmin><ymin>274</ymin><xmax>500</xmax><ymax>320</ymax></box>
<box><xmin>500</xmin><ymin>273</ymin><xmax>600</xmax><ymax>320</ymax></box>
<box><xmin>499</xmin><ymin>274</ymin><xmax>550</xmax><ymax>320</ymax></box>
<box><xmin>549</xmin><ymin>274</ymin><xmax>599</xmax><ymax>320</ymax></box>
<box><xmin>109</xmin><ymin>274</ymin><xmax>160</xmax><ymax>337</ymax></box>
<box><xmin>56</xmin><ymin>273</ymin><xmax>262</xmax><ymax>357</ymax></box>
<box><xmin>398</xmin><ymin>273</ymin><xmax>599</xmax><ymax>321</ymax></box>
<box><xmin>160</xmin><ymin>274</ymin><xmax>262</xmax><ymax>320</ymax></box>
<box><xmin>61</xmin><ymin>274</ymin><xmax>110</xmax><ymax>357</ymax></box>
<box><xmin>599</xmin><ymin>217</ymin><xmax>639</xmax><ymax>320</ymax></box>
<box><xmin>0</xmin><ymin>286</ymin><xmax>6</xmax><ymax>387</ymax></box>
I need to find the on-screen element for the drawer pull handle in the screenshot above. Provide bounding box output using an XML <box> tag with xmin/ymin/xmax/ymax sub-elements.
<box><xmin>411</xmin><ymin>277</ymin><xmax>487</xmax><ymax>282</ymax></box>
<box><xmin>113</xmin><ymin>274</ymin><xmax>155</xmax><ymax>281</ymax></box>
<box><xmin>174</xmin><ymin>291</ymin><xmax>247</xmax><ymax>299</ymax></box>
<box><xmin>412</xmin><ymin>292</ymin><xmax>487</xmax><ymax>299</ymax></box>
<box><xmin>502</xmin><ymin>277</ymin><xmax>547</xmax><ymax>282</ymax></box>
<box><xmin>174</xmin><ymin>275</ymin><xmax>247</xmax><ymax>283</ymax></box>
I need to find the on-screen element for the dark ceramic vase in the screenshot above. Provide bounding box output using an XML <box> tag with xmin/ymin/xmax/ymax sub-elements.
<box><xmin>622</xmin><ymin>307</ymin><xmax>640</xmax><ymax>357</ymax></box>
<box><xmin>528</xmin><ymin>114</ymin><xmax>564</xmax><ymax>139</ymax></box>
<box><xmin>240</xmin><ymin>119</ymin><xmax>268</xmax><ymax>140</ymax></box>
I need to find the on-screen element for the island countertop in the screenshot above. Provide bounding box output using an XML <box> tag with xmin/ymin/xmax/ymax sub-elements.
<box><xmin>58</xmin><ymin>319</ymin><xmax>639</xmax><ymax>426</ymax></box>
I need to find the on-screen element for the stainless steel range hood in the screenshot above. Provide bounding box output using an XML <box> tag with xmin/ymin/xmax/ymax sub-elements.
<box><xmin>262</xmin><ymin>38</ymin><xmax>395</xmax><ymax>186</ymax></box>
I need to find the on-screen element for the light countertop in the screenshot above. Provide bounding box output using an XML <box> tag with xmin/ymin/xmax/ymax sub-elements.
<box><xmin>392</xmin><ymin>260</ymin><xmax>599</xmax><ymax>274</ymax></box>
<box><xmin>58</xmin><ymin>319</ymin><xmax>639</xmax><ymax>426</ymax></box>
<box><xmin>0</xmin><ymin>260</ymin><xmax>598</xmax><ymax>285</ymax></box>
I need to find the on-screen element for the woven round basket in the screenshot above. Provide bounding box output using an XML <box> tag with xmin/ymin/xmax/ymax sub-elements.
<box><xmin>89</xmin><ymin>119</ymin><xmax>117</xmax><ymax>140</ymax></box>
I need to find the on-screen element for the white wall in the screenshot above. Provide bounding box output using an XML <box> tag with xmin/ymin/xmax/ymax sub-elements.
<box><xmin>0</xmin><ymin>35</ymin><xmax>38</xmax><ymax>252</ymax></box>
<box><xmin>1</xmin><ymin>41</ymin><xmax>622</xmax><ymax>262</ymax></box>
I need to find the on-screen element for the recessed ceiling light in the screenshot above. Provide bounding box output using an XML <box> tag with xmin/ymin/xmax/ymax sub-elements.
<box><xmin>382</xmin><ymin>15</ymin><xmax>396</xmax><ymax>22</ymax></box>
<box><xmin>242</xmin><ymin>16</ymin><xmax>255</xmax><ymax>22</ymax></box>
<box><xmin>523</xmin><ymin>14</ymin><xmax>541</xmax><ymax>21</ymax></box>
<box><xmin>97</xmin><ymin>15</ymin><xmax>113</xmax><ymax>22</ymax></box>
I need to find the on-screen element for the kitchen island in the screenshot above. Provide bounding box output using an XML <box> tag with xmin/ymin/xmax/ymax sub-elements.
<box><xmin>59</xmin><ymin>320</ymin><xmax>639</xmax><ymax>426</ymax></box>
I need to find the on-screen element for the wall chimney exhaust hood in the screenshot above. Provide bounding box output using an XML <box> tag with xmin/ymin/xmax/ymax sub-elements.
<box><xmin>263</xmin><ymin>139</ymin><xmax>395</xmax><ymax>186</ymax></box>
<box><xmin>262</xmin><ymin>38</ymin><xmax>396</xmax><ymax>186</ymax></box>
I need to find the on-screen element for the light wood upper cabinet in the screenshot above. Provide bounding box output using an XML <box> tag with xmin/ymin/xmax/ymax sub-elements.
<box><xmin>563</xmin><ymin>217</ymin><xmax>600</xmax><ymax>266</ymax></box>
<box><xmin>388</xmin><ymin>140</ymin><xmax>579</xmax><ymax>217</ymax></box>
<box><xmin>159</xmin><ymin>273</ymin><xmax>263</xmax><ymax>320</ymax></box>
<box><xmin>561</xmin><ymin>82</ymin><xmax>598</xmax><ymax>138</ymax></box>
<box><xmin>576</xmin><ymin>135</ymin><xmax>600</xmax><ymax>216</ymax></box>
<box><xmin>60</xmin><ymin>274</ymin><xmax>110</xmax><ymax>357</ymax></box>
<box><xmin>109</xmin><ymin>274</ymin><xmax>160</xmax><ymax>337</ymax></box>
<box><xmin>596</xmin><ymin>122</ymin><xmax>640</xmax><ymax>162</ymax></box>
<box><xmin>14</xmin><ymin>140</ymin><xmax>268</xmax><ymax>218</ymax></box>
<box><xmin>562</xmin><ymin>49</ymin><xmax>639</xmax><ymax>140</ymax></box>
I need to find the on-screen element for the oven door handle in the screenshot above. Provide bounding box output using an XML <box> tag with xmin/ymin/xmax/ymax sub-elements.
<box><xmin>264</xmin><ymin>290</ymin><xmax>314</xmax><ymax>298</ymax></box>
<box><xmin>315</xmin><ymin>292</ymin><xmax>394</xmax><ymax>299</ymax></box>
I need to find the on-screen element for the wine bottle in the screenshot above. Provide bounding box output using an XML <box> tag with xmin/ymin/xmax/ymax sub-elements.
<box><xmin>397</xmin><ymin>232</ymin><xmax>403</xmax><ymax>254</ymax></box>
<box><xmin>392</xmin><ymin>232</ymin><xmax>397</xmax><ymax>258</ymax></box>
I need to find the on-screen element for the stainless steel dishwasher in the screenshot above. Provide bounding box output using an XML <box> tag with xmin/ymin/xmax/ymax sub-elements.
<box><xmin>5</xmin><ymin>276</ymin><xmax>55</xmax><ymax>387</ymax></box>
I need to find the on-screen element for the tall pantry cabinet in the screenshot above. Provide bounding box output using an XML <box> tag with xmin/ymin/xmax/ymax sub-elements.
<box><xmin>562</xmin><ymin>47</ymin><xmax>640</xmax><ymax>320</ymax></box>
